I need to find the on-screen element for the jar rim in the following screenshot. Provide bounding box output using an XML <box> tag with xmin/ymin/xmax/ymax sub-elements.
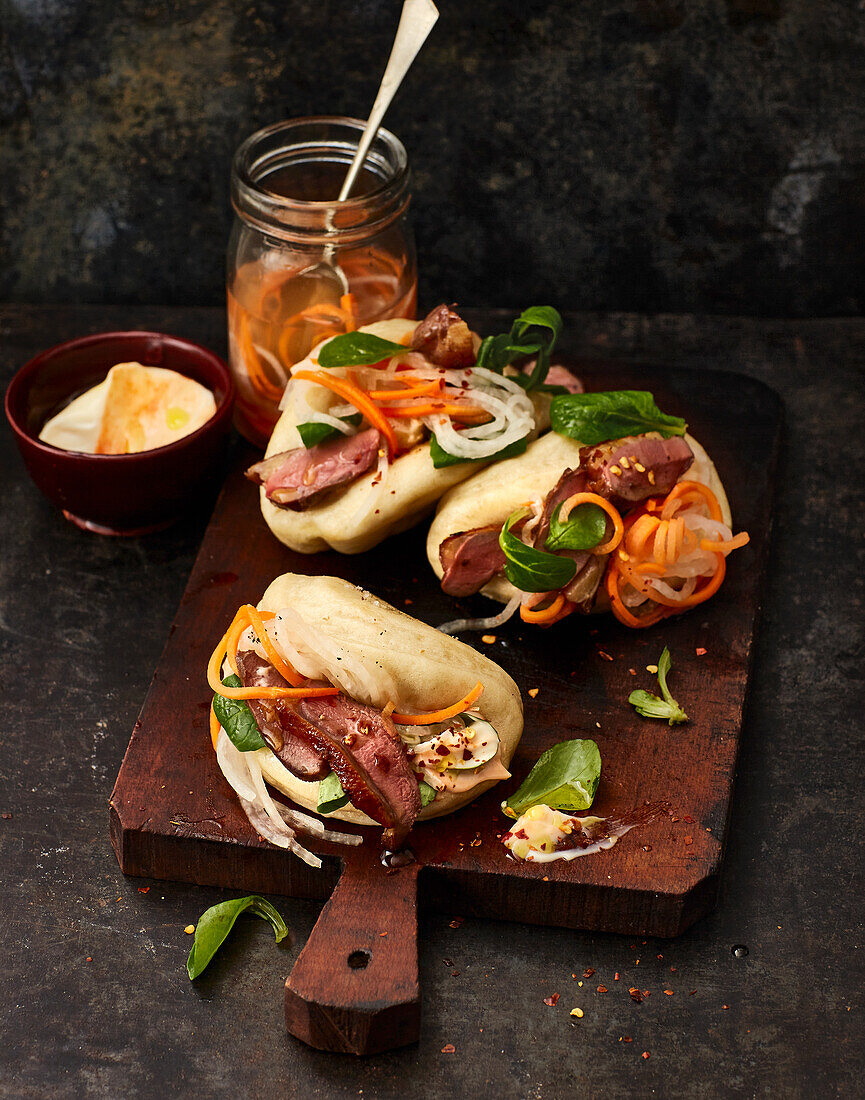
<box><xmin>231</xmin><ymin>115</ymin><xmax>409</xmax><ymax>219</ymax></box>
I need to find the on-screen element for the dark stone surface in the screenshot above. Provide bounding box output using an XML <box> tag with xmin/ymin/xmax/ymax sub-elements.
<box><xmin>1</xmin><ymin>304</ymin><xmax>863</xmax><ymax>1097</ymax></box>
<box><xmin>2</xmin><ymin>3</ymin><xmax>865</xmax><ymax>316</ymax></box>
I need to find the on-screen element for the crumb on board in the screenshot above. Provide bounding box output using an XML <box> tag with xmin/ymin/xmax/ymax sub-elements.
<box><xmin>528</xmin><ymin>688</ymin><xmax>540</xmax><ymax>698</ymax></box>
<box><xmin>481</xmin><ymin>634</ymin><xmax>497</xmax><ymax>644</ymax></box>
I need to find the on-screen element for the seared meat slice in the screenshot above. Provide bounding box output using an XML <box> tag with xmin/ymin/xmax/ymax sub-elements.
<box><xmin>439</xmin><ymin>525</ymin><xmax>506</xmax><ymax>597</ymax></box>
<box><xmin>411</xmin><ymin>304</ymin><xmax>476</xmax><ymax>368</ymax></box>
<box><xmin>580</xmin><ymin>434</ymin><xmax>693</xmax><ymax>505</ymax></box>
<box><xmin>296</xmin><ymin>694</ymin><xmax>421</xmax><ymax>849</ymax></box>
<box><xmin>235</xmin><ymin>648</ymin><xmax>328</xmax><ymax>781</ymax></box>
<box><xmin>534</xmin><ymin>468</ymin><xmax>588</xmax><ymax>549</ymax></box>
<box><xmin>245</xmin><ymin>428</ymin><xmax>380</xmax><ymax>509</ymax></box>
<box><xmin>519</xmin><ymin>362</ymin><xmax>584</xmax><ymax>394</ymax></box>
<box><xmin>544</xmin><ymin>365</ymin><xmax>584</xmax><ymax>394</ymax></box>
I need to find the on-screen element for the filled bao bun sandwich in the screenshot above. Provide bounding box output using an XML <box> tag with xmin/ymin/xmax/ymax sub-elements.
<box><xmin>207</xmin><ymin>573</ymin><xmax>523</xmax><ymax>867</ymax></box>
<box><xmin>246</xmin><ymin>304</ymin><xmax>582</xmax><ymax>553</ymax></box>
<box><xmin>427</xmin><ymin>390</ymin><xmax>751</xmax><ymax>631</ymax></box>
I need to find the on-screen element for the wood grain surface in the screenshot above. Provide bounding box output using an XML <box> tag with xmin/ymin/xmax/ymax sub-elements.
<box><xmin>109</xmin><ymin>361</ymin><xmax>780</xmax><ymax>1054</ymax></box>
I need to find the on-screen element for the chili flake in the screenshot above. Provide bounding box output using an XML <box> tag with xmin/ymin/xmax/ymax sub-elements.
<box><xmin>642</xmin><ymin>1051</ymin><xmax>650</xmax><ymax>1060</ymax></box>
<box><xmin>138</xmin><ymin>887</ymin><xmax>150</xmax><ymax>894</ymax></box>
<box><xmin>598</xmin><ymin>649</ymin><xmax>613</xmax><ymax>661</ymax></box>
<box><xmin>696</xmin><ymin>647</ymin><xmax>707</xmax><ymax>656</ymax></box>
<box><xmin>528</xmin><ymin>688</ymin><xmax>540</xmax><ymax>698</ymax></box>
<box><xmin>597</xmin><ymin>985</ymin><xmax>608</xmax><ymax>993</ymax></box>
<box><xmin>629</xmin><ymin>988</ymin><xmax>644</xmax><ymax>1003</ymax></box>
<box><xmin>543</xmin><ymin>992</ymin><xmax>560</xmax><ymax>1007</ymax></box>
<box><xmin>583</xmin><ymin>967</ymin><xmax>596</xmax><ymax>978</ymax></box>
<box><xmin>664</xmin><ymin>990</ymin><xmax>674</xmax><ymax>996</ymax></box>
<box><xmin>441</xmin><ymin>1044</ymin><xmax>456</xmax><ymax>1054</ymax></box>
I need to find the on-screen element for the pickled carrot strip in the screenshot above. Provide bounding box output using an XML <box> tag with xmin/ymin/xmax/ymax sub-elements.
<box><xmin>379</xmin><ymin>401</ymin><xmax>490</xmax><ymax>421</ymax></box>
<box><xmin>661</xmin><ymin>481</ymin><xmax>723</xmax><ymax>522</ymax></box>
<box><xmin>292</xmin><ymin>369</ymin><xmax>398</xmax><ymax>456</ymax></box>
<box><xmin>368</xmin><ymin>377</ymin><xmax>443</xmax><ymax>401</ymax></box>
<box><xmin>642</xmin><ymin>554</ymin><xmax>727</xmax><ymax>609</ymax></box>
<box><xmin>210</xmin><ymin>702</ymin><xmax>221</xmax><ymax>751</ymax></box>
<box><xmin>626</xmin><ymin>513</ymin><xmax>661</xmax><ymax>557</ymax></box>
<box><xmin>604</xmin><ymin>559</ymin><xmax>669</xmax><ymax>629</ymax></box>
<box><xmin>391</xmin><ymin>681</ymin><xmax>484</xmax><ymax>726</ymax></box>
<box><xmin>239</xmin><ymin>313</ymin><xmax>283</xmax><ymax>402</ymax></box>
<box><xmin>520</xmin><ymin>593</ymin><xmax>566</xmax><ymax>623</ymax></box>
<box><xmin>700</xmin><ymin>532</ymin><xmax>750</xmax><ymax>554</ymax></box>
<box><xmin>246</xmin><ymin>605</ymin><xmax>304</xmax><ymax>688</ymax></box>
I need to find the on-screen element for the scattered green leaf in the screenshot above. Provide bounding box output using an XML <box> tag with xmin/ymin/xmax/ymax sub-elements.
<box><xmin>502</xmin><ymin>739</ymin><xmax>602</xmax><ymax>818</ymax></box>
<box><xmin>429</xmin><ymin>431</ymin><xmax>529</xmax><ymax>469</ymax></box>
<box><xmin>499</xmin><ymin>510</ymin><xmax>577</xmax><ymax>594</ymax></box>
<box><xmin>475</xmin><ymin>306</ymin><xmax>563</xmax><ymax>391</ymax></box>
<box><xmin>212</xmin><ymin>675</ymin><xmax>266</xmax><ymax>752</ymax></box>
<box><xmin>186</xmin><ymin>895</ymin><xmax>289</xmax><ymax>980</ymax></box>
<box><xmin>628</xmin><ymin>647</ymin><xmax>689</xmax><ymax>725</ymax></box>
<box><xmin>545</xmin><ymin>501</ymin><xmax>607</xmax><ymax>552</ymax></box>
<box><xmin>317</xmin><ymin>772</ymin><xmax>351</xmax><ymax>814</ymax></box>
<box><xmin>316</xmin><ymin>332</ymin><xmax>406</xmax><ymax>369</ymax></box>
<box><xmin>296</xmin><ymin>413</ymin><xmax>362</xmax><ymax>449</ymax></box>
<box><xmin>418</xmin><ymin>780</ymin><xmax>437</xmax><ymax>808</ymax></box>
<box><xmin>550</xmin><ymin>390</ymin><xmax>687</xmax><ymax>445</ymax></box>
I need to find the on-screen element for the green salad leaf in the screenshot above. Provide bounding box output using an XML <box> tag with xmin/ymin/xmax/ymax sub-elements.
<box><xmin>317</xmin><ymin>773</ymin><xmax>437</xmax><ymax>813</ymax></box>
<box><xmin>545</xmin><ymin>501</ymin><xmax>607</xmax><ymax>552</ymax></box>
<box><xmin>316</xmin><ymin>332</ymin><xmax>406</xmax><ymax>369</ymax></box>
<box><xmin>212</xmin><ymin>675</ymin><xmax>266</xmax><ymax>752</ymax></box>
<box><xmin>317</xmin><ymin>772</ymin><xmax>350</xmax><ymax>815</ymax></box>
<box><xmin>475</xmin><ymin>306</ymin><xmax>563</xmax><ymax>391</ymax></box>
<box><xmin>296</xmin><ymin>413</ymin><xmax>362</xmax><ymax>449</ymax></box>
<box><xmin>550</xmin><ymin>390</ymin><xmax>687</xmax><ymax>445</ymax></box>
<box><xmin>418</xmin><ymin>780</ymin><xmax>437</xmax><ymax>808</ymax></box>
<box><xmin>186</xmin><ymin>895</ymin><xmax>289</xmax><ymax>980</ymax></box>
<box><xmin>499</xmin><ymin>510</ymin><xmax>577</xmax><ymax>594</ymax></box>
<box><xmin>628</xmin><ymin>647</ymin><xmax>689</xmax><ymax>725</ymax></box>
<box><xmin>502</xmin><ymin>739</ymin><xmax>602</xmax><ymax>818</ymax></box>
<box><xmin>429</xmin><ymin>431</ymin><xmax>529</xmax><ymax>469</ymax></box>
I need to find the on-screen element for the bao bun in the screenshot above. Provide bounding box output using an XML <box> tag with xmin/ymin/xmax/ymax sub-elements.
<box><xmin>254</xmin><ymin>573</ymin><xmax>524</xmax><ymax>824</ymax></box>
<box><xmin>259</xmin><ymin>319</ymin><xmax>553</xmax><ymax>555</ymax></box>
<box><xmin>426</xmin><ymin>431</ymin><xmax>731</xmax><ymax>605</ymax></box>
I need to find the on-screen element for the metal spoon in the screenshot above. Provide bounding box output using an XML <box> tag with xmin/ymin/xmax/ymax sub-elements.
<box><xmin>303</xmin><ymin>0</ymin><xmax>439</xmax><ymax>294</ymax></box>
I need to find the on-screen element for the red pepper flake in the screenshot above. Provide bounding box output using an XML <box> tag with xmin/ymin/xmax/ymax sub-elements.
<box><xmin>622</xmin><ymin>1035</ymin><xmax>633</xmax><ymax>1043</ymax></box>
<box><xmin>443</xmin><ymin>958</ymin><xmax>454</xmax><ymax>967</ymax></box>
<box><xmin>441</xmin><ymin>1044</ymin><xmax>456</xmax><ymax>1054</ymax></box>
<box><xmin>670</xmin><ymin>966</ymin><xmax>677</xmax><ymax>972</ymax></box>
<box><xmin>614</xmin><ymin>972</ymin><xmax>620</xmax><ymax>981</ymax></box>
<box><xmin>1</xmin><ymin>812</ymin><xmax>12</xmax><ymax>820</ymax></box>
<box><xmin>404</xmin><ymin>598</ymin><xmax>413</xmax><ymax>605</ymax></box>
<box><xmin>671</xmin><ymin>816</ymin><xmax>679</xmax><ymax>823</ymax></box>
<box><xmin>470</xmin><ymin>837</ymin><xmax>482</xmax><ymax>847</ymax></box>
<box><xmin>642</xmin><ymin>1051</ymin><xmax>650</xmax><ymax>1060</ymax></box>
<box><xmin>597</xmin><ymin>985</ymin><xmax>608</xmax><ymax>993</ymax></box>
<box><xmin>449</xmin><ymin>918</ymin><xmax>463</xmax><ymax>929</ymax></box>
<box><xmin>379</xmin><ymin>931</ymin><xmax>388</xmax><ymax>937</ymax></box>
<box><xmin>696</xmin><ymin>647</ymin><xmax>707</xmax><ymax>656</ymax></box>
<box><xmin>137</xmin><ymin>887</ymin><xmax>150</xmax><ymax>894</ymax></box>
<box><xmin>528</xmin><ymin>687</ymin><xmax>540</xmax><ymax>698</ymax></box>
<box><xmin>628</xmin><ymin>668</ymin><xmax>637</xmax><ymax>675</ymax></box>
<box><xmin>629</xmin><ymin>988</ymin><xmax>644</xmax><ymax>1003</ymax></box>
<box><xmin>683</xmin><ymin>815</ymin><xmax>695</xmax><ymax>823</ymax></box>
<box><xmin>690</xmin><ymin>990</ymin><xmax>697</xmax><ymax>996</ymax></box>
<box><xmin>543</xmin><ymin>992</ymin><xmax>560</xmax><ymax>1007</ymax></box>
<box><xmin>597</xmin><ymin>649</ymin><xmax>613</xmax><ymax>661</ymax></box>
<box><xmin>664</xmin><ymin>990</ymin><xmax>674</xmax><ymax>996</ymax></box>
<box><xmin>583</xmin><ymin>967</ymin><xmax>595</xmax><ymax>978</ymax></box>
<box><xmin>451</xmin><ymin>971</ymin><xmax>461</xmax><ymax>977</ymax></box>
<box><xmin>722</xmin><ymin>1004</ymin><xmax>729</xmax><ymax>1010</ymax></box>
<box><xmin>684</xmin><ymin>836</ymin><xmax>693</xmax><ymax>845</ymax></box>
<box><xmin>657</xmin><ymin>953</ymin><xmax>663</xmax><ymax>960</ymax></box>
<box><xmin>85</xmin><ymin>956</ymin><xmax>92</xmax><ymax>962</ymax></box>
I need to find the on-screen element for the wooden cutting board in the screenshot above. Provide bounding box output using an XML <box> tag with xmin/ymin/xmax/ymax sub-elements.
<box><xmin>110</xmin><ymin>362</ymin><xmax>780</xmax><ymax>1054</ymax></box>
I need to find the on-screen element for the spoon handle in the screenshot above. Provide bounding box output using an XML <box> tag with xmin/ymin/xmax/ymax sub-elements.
<box><xmin>338</xmin><ymin>0</ymin><xmax>439</xmax><ymax>202</ymax></box>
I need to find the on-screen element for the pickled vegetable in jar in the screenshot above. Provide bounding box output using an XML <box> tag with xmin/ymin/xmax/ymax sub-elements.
<box><xmin>227</xmin><ymin>117</ymin><xmax>417</xmax><ymax>446</ymax></box>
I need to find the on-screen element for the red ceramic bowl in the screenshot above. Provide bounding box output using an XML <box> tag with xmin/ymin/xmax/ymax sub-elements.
<box><xmin>5</xmin><ymin>330</ymin><xmax>235</xmax><ymax>535</ymax></box>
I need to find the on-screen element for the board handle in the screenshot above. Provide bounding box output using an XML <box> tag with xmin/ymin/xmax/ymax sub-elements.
<box><xmin>284</xmin><ymin>846</ymin><xmax>421</xmax><ymax>1055</ymax></box>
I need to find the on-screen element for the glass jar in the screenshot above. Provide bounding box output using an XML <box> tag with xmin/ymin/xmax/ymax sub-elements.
<box><xmin>227</xmin><ymin>116</ymin><xmax>418</xmax><ymax>446</ymax></box>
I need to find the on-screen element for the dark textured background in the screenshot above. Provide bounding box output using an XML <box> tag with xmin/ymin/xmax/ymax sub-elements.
<box><xmin>2</xmin><ymin>0</ymin><xmax>865</xmax><ymax>316</ymax></box>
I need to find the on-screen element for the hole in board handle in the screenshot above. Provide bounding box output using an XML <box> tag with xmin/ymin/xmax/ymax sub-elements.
<box><xmin>347</xmin><ymin>950</ymin><xmax>371</xmax><ymax>970</ymax></box>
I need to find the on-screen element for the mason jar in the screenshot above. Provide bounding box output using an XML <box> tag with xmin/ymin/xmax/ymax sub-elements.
<box><xmin>227</xmin><ymin>116</ymin><xmax>418</xmax><ymax>446</ymax></box>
